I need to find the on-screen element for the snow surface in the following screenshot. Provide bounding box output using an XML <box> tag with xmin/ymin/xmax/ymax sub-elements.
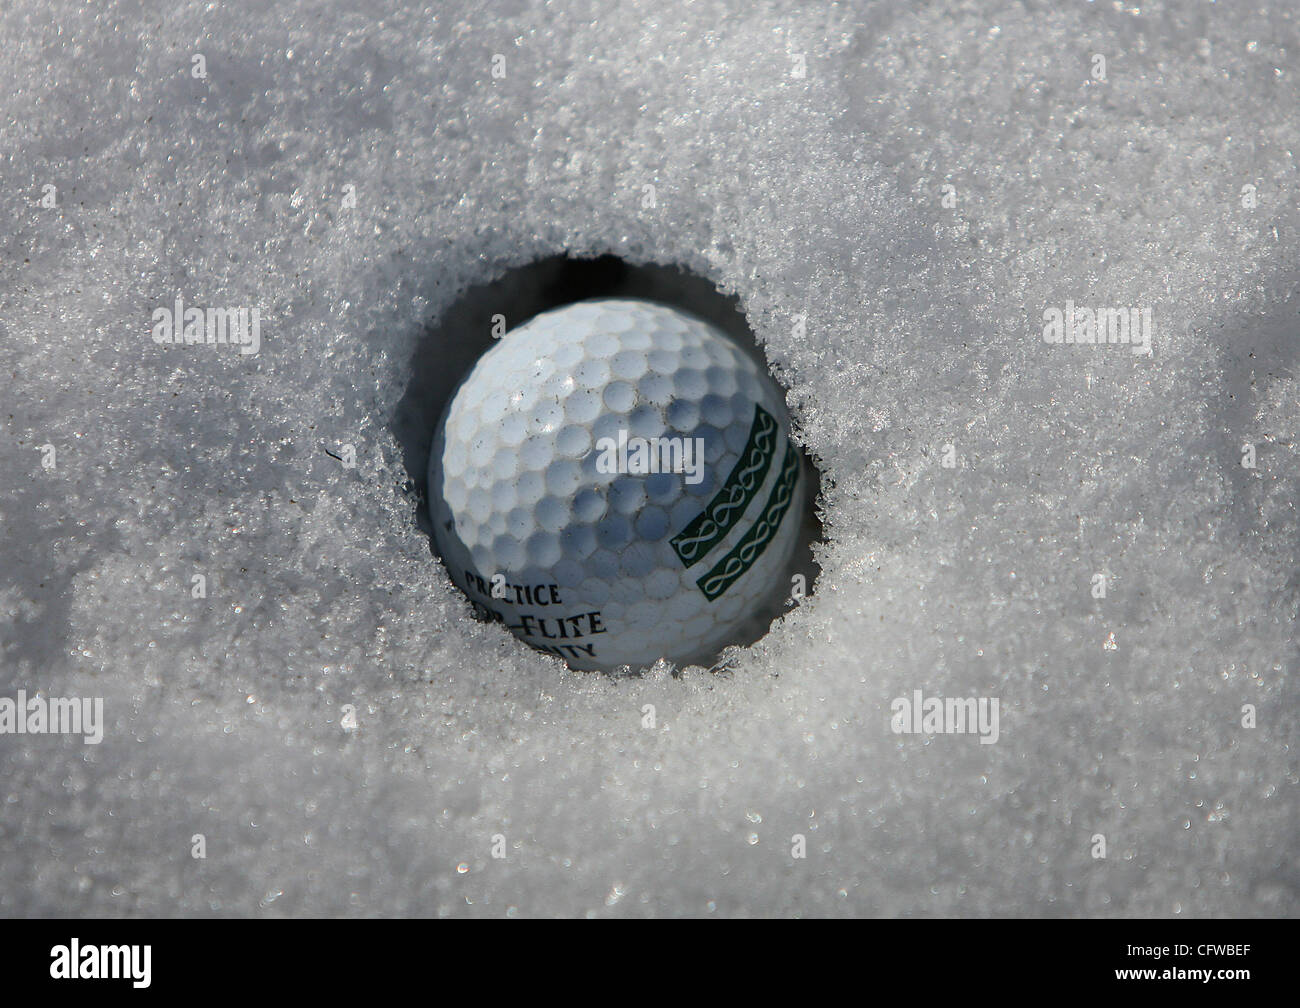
<box><xmin>1</xmin><ymin>0</ymin><xmax>1296</xmax><ymax>917</ymax></box>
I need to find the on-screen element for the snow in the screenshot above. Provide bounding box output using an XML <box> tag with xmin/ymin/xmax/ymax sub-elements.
<box><xmin>0</xmin><ymin>0</ymin><xmax>1295</xmax><ymax>916</ymax></box>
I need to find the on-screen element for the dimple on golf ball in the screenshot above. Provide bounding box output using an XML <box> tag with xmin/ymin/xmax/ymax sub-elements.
<box><xmin>428</xmin><ymin>298</ymin><xmax>804</xmax><ymax>671</ymax></box>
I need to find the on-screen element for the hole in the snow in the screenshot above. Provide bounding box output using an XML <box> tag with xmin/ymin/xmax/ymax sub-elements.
<box><xmin>394</xmin><ymin>253</ymin><xmax>823</xmax><ymax>672</ymax></box>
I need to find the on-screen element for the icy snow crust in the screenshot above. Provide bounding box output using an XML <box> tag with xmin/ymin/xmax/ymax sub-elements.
<box><xmin>0</xmin><ymin>0</ymin><xmax>1295</xmax><ymax>916</ymax></box>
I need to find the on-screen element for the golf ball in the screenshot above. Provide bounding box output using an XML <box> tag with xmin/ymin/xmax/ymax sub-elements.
<box><xmin>428</xmin><ymin>298</ymin><xmax>804</xmax><ymax>671</ymax></box>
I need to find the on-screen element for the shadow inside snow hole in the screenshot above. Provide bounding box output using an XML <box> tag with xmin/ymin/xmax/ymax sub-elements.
<box><xmin>392</xmin><ymin>253</ymin><xmax>824</xmax><ymax>670</ymax></box>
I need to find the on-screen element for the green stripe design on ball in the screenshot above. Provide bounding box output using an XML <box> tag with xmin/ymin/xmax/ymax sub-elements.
<box><xmin>695</xmin><ymin>442</ymin><xmax>801</xmax><ymax>602</ymax></box>
<box><xmin>670</xmin><ymin>404</ymin><xmax>778</xmax><ymax>569</ymax></box>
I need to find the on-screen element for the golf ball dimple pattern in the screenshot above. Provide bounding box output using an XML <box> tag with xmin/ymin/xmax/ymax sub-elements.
<box><xmin>429</xmin><ymin>298</ymin><xmax>804</xmax><ymax>671</ymax></box>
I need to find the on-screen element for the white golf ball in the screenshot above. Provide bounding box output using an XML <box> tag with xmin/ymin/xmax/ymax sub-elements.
<box><xmin>428</xmin><ymin>298</ymin><xmax>803</xmax><ymax>671</ymax></box>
